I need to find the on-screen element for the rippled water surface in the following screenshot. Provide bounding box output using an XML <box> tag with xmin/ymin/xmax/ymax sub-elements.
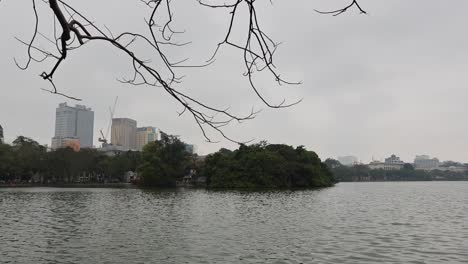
<box><xmin>1</xmin><ymin>182</ymin><xmax>468</xmax><ymax>263</ymax></box>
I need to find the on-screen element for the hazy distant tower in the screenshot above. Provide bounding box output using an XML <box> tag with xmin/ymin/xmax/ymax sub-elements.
<box><xmin>111</xmin><ymin>118</ymin><xmax>137</xmax><ymax>151</ymax></box>
<box><xmin>51</xmin><ymin>103</ymin><xmax>94</xmax><ymax>149</ymax></box>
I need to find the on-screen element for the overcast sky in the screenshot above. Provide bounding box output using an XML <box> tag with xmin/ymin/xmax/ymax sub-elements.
<box><xmin>0</xmin><ymin>0</ymin><xmax>467</xmax><ymax>163</ymax></box>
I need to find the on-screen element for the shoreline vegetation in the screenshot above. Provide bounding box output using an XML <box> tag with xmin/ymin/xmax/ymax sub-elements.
<box><xmin>0</xmin><ymin>135</ymin><xmax>335</xmax><ymax>189</ymax></box>
<box><xmin>2</xmin><ymin>136</ymin><xmax>467</xmax><ymax>189</ymax></box>
<box><xmin>0</xmin><ymin>183</ymin><xmax>137</xmax><ymax>188</ymax></box>
<box><xmin>325</xmin><ymin>159</ymin><xmax>468</xmax><ymax>182</ymax></box>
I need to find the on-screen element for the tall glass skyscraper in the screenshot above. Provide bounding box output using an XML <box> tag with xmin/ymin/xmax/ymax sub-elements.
<box><xmin>51</xmin><ymin>103</ymin><xmax>94</xmax><ymax>149</ymax></box>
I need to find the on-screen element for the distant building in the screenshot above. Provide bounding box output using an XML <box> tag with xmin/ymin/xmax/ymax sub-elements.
<box><xmin>368</xmin><ymin>154</ymin><xmax>404</xmax><ymax>171</ymax></box>
<box><xmin>136</xmin><ymin>126</ymin><xmax>160</xmax><ymax>151</ymax></box>
<box><xmin>440</xmin><ymin>160</ymin><xmax>462</xmax><ymax>167</ymax></box>
<box><xmin>414</xmin><ymin>155</ymin><xmax>439</xmax><ymax>171</ymax></box>
<box><xmin>111</xmin><ymin>118</ymin><xmax>137</xmax><ymax>151</ymax></box>
<box><xmin>438</xmin><ymin>161</ymin><xmax>467</xmax><ymax>173</ymax></box>
<box><xmin>337</xmin><ymin>156</ymin><xmax>358</xmax><ymax>166</ymax></box>
<box><xmin>368</xmin><ymin>160</ymin><xmax>385</xmax><ymax>170</ymax></box>
<box><xmin>438</xmin><ymin>166</ymin><xmax>467</xmax><ymax>173</ymax></box>
<box><xmin>63</xmin><ymin>138</ymin><xmax>80</xmax><ymax>152</ymax></box>
<box><xmin>51</xmin><ymin>103</ymin><xmax>94</xmax><ymax>149</ymax></box>
<box><xmin>185</xmin><ymin>144</ymin><xmax>197</xmax><ymax>154</ymax></box>
<box><xmin>98</xmin><ymin>144</ymin><xmax>127</xmax><ymax>157</ymax></box>
<box><xmin>0</xmin><ymin>124</ymin><xmax>3</xmax><ymax>144</ymax></box>
<box><xmin>384</xmin><ymin>154</ymin><xmax>405</xmax><ymax>170</ymax></box>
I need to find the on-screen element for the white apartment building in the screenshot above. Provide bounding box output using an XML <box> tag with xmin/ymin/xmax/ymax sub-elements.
<box><xmin>368</xmin><ymin>154</ymin><xmax>405</xmax><ymax>171</ymax></box>
<box><xmin>414</xmin><ymin>155</ymin><xmax>439</xmax><ymax>171</ymax></box>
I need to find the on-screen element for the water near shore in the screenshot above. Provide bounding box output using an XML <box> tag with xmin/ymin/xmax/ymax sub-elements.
<box><xmin>1</xmin><ymin>182</ymin><xmax>467</xmax><ymax>263</ymax></box>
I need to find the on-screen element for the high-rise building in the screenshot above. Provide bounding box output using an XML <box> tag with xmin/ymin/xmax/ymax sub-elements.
<box><xmin>136</xmin><ymin>126</ymin><xmax>160</xmax><ymax>151</ymax></box>
<box><xmin>0</xmin><ymin>124</ymin><xmax>4</xmax><ymax>144</ymax></box>
<box><xmin>111</xmin><ymin>118</ymin><xmax>137</xmax><ymax>151</ymax></box>
<box><xmin>51</xmin><ymin>103</ymin><xmax>94</xmax><ymax>149</ymax></box>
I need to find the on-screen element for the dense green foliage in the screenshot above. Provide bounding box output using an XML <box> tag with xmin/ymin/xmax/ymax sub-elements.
<box><xmin>0</xmin><ymin>136</ymin><xmax>140</xmax><ymax>184</ymax></box>
<box><xmin>4</xmin><ymin>135</ymin><xmax>467</xmax><ymax>187</ymax></box>
<box><xmin>1</xmin><ymin>135</ymin><xmax>334</xmax><ymax>189</ymax></box>
<box><xmin>138</xmin><ymin>133</ymin><xmax>192</xmax><ymax>187</ymax></box>
<box><xmin>324</xmin><ymin>159</ymin><xmax>468</xmax><ymax>182</ymax></box>
<box><xmin>200</xmin><ymin>142</ymin><xmax>335</xmax><ymax>188</ymax></box>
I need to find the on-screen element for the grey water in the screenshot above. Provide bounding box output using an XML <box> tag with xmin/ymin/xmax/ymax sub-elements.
<box><xmin>1</xmin><ymin>182</ymin><xmax>468</xmax><ymax>263</ymax></box>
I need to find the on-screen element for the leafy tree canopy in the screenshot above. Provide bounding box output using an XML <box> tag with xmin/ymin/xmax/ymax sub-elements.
<box><xmin>201</xmin><ymin>142</ymin><xmax>334</xmax><ymax>189</ymax></box>
<box><xmin>138</xmin><ymin>133</ymin><xmax>192</xmax><ymax>187</ymax></box>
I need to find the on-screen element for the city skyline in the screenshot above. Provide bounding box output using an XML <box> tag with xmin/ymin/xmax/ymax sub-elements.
<box><xmin>339</xmin><ymin>154</ymin><xmax>467</xmax><ymax>167</ymax></box>
<box><xmin>1</xmin><ymin>115</ymin><xmax>466</xmax><ymax>164</ymax></box>
<box><xmin>1</xmin><ymin>106</ymin><xmax>467</xmax><ymax>162</ymax></box>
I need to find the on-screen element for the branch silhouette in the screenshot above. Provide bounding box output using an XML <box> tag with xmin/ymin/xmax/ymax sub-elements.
<box><xmin>15</xmin><ymin>0</ymin><xmax>365</xmax><ymax>143</ymax></box>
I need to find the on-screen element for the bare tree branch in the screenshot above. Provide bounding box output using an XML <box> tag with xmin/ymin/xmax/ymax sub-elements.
<box><xmin>315</xmin><ymin>0</ymin><xmax>367</xmax><ymax>16</ymax></box>
<box><xmin>14</xmin><ymin>0</ymin><xmax>366</xmax><ymax>143</ymax></box>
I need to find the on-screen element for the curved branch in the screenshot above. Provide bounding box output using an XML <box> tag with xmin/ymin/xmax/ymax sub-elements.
<box><xmin>16</xmin><ymin>0</ymin><xmax>354</xmax><ymax>142</ymax></box>
<box><xmin>315</xmin><ymin>0</ymin><xmax>367</xmax><ymax>16</ymax></box>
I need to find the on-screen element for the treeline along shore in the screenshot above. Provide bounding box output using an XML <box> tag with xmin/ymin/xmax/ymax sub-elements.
<box><xmin>0</xmin><ymin>135</ymin><xmax>335</xmax><ymax>189</ymax></box>
<box><xmin>324</xmin><ymin>159</ymin><xmax>468</xmax><ymax>182</ymax></box>
<box><xmin>2</xmin><ymin>135</ymin><xmax>467</xmax><ymax>189</ymax></box>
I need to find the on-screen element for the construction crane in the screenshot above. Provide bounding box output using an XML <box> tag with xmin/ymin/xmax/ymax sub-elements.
<box><xmin>98</xmin><ymin>96</ymin><xmax>118</xmax><ymax>147</ymax></box>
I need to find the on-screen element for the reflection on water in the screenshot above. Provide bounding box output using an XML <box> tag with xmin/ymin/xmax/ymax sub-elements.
<box><xmin>1</xmin><ymin>182</ymin><xmax>468</xmax><ymax>263</ymax></box>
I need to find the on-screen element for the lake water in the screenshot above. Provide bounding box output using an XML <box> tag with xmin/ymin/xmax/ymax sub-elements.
<box><xmin>1</xmin><ymin>182</ymin><xmax>468</xmax><ymax>263</ymax></box>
